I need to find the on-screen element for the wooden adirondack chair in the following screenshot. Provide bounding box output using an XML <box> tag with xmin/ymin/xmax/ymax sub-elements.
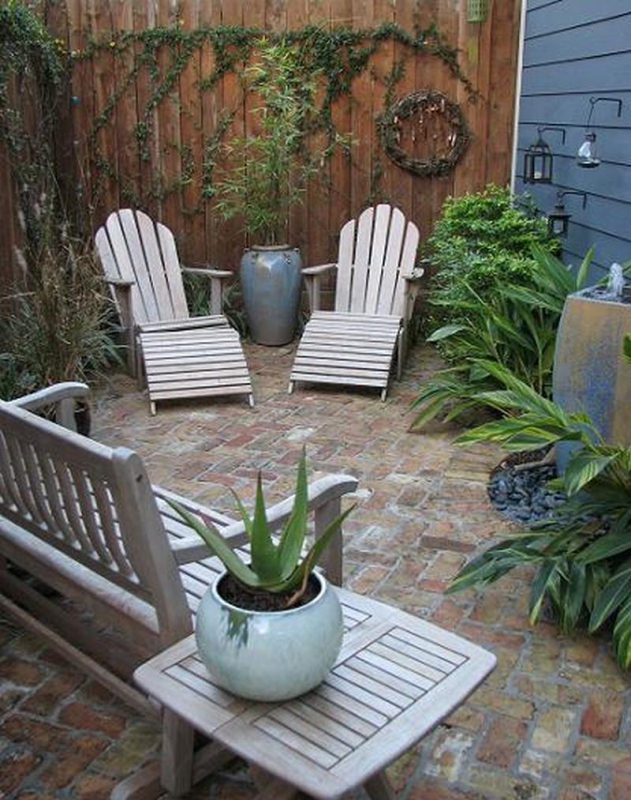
<box><xmin>289</xmin><ymin>204</ymin><xmax>423</xmax><ymax>400</ymax></box>
<box><xmin>95</xmin><ymin>209</ymin><xmax>254</xmax><ymax>414</ymax></box>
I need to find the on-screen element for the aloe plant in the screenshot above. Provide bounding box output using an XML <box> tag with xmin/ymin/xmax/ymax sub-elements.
<box><xmin>170</xmin><ymin>449</ymin><xmax>354</xmax><ymax>608</ymax></box>
<box><xmin>448</xmin><ymin>362</ymin><xmax>631</xmax><ymax>668</ymax></box>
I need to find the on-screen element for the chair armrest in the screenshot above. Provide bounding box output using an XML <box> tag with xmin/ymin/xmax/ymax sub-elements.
<box><xmin>181</xmin><ymin>266</ymin><xmax>235</xmax><ymax>315</ymax></box>
<box><xmin>172</xmin><ymin>473</ymin><xmax>358</xmax><ymax>585</ymax></box>
<box><xmin>181</xmin><ymin>266</ymin><xmax>233</xmax><ymax>280</ymax></box>
<box><xmin>302</xmin><ymin>263</ymin><xmax>338</xmax><ymax>312</ymax></box>
<box><xmin>301</xmin><ymin>263</ymin><xmax>337</xmax><ymax>277</ymax></box>
<box><xmin>10</xmin><ymin>382</ymin><xmax>91</xmax><ymax>432</ymax></box>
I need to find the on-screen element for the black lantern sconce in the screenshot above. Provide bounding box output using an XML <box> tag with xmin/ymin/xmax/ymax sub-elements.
<box><xmin>547</xmin><ymin>190</ymin><xmax>587</xmax><ymax>238</ymax></box>
<box><xmin>523</xmin><ymin>126</ymin><xmax>566</xmax><ymax>184</ymax></box>
<box><xmin>577</xmin><ymin>96</ymin><xmax>623</xmax><ymax>168</ymax></box>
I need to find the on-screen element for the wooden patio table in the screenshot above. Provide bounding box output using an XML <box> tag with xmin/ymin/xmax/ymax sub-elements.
<box><xmin>134</xmin><ymin>585</ymin><xmax>496</xmax><ymax>799</ymax></box>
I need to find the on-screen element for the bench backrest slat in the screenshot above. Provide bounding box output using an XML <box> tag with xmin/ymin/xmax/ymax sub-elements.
<box><xmin>0</xmin><ymin>402</ymin><xmax>192</xmax><ymax>647</ymax></box>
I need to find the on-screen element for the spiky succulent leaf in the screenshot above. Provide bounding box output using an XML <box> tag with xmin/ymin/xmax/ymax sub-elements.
<box><xmin>168</xmin><ymin>500</ymin><xmax>262</xmax><ymax>588</ymax></box>
<box><xmin>248</xmin><ymin>474</ymin><xmax>283</xmax><ymax>583</ymax></box>
<box><xmin>277</xmin><ymin>449</ymin><xmax>309</xmax><ymax>579</ymax></box>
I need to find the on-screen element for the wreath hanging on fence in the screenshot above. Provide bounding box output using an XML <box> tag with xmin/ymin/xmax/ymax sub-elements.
<box><xmin>380</xmin><ymin>90</ymin><xmax>471</xmax><ymax>177</ymax></box>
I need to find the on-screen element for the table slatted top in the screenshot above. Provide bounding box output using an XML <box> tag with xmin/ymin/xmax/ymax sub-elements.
<box><xmin>135</xmin><ymin>588</ymin><xmax>496</xmax><ymax>800</ymax></box>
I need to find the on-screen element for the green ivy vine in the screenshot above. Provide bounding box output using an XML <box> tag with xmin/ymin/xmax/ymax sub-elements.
<box><xmin>73</xmin><ymin>21</ymin><xmax>477</xmax><ymax>210</ymax></box>
<box><xmin>0</xmin><ymin>0</ymin><xmax>67</xmax><ymax>247</ymax></box>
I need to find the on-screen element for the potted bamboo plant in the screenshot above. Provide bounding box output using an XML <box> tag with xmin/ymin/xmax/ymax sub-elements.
<box><xmin>214</xmin><ymin>37</ymin><xmax>351</xmax><ymax>345</ymax></box>
<box><xmin>170</xmin><ymin>449</ymin><xmax>356</xmax><ymax>701</ymax></box>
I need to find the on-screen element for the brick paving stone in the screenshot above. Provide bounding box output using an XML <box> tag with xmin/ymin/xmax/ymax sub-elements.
<box><xmin>1</xmin><ymin>343</ymin><xmax>630</xmax><ymax>799</ymax></box>
<box><xmin>580</xmin><ymin>690</ymin><xmax>625</xmax><ymax>740</ymax></box>
<box><xmin>531</xmin><ymin>707</ymin><xmax>579</xmax><ymax>753</ymax></box>
<box><xmin>476</xmin><ymin>715</ymin><xmax>529</xmax><ymax>768</ymax></box>
<box><xmin>58</xmin><ymin>702</ymin><xmax>127</xmax><ymax>737</ymax></box>
<box><xmin>39</xmin><ymin>734</ymin><xmax>108</xmax><ymax>790</ymax></box>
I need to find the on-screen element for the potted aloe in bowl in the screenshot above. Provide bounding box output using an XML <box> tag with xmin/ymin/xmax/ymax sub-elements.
<box><xmin>170</xmin><ymin>450</ymin><xmax>355</xmax><ymax>701</ymax></box>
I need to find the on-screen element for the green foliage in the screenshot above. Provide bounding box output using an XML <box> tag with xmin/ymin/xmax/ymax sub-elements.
<box><xmin>213</xmin><ymin>38</ymin><xmax>351</xmax><ymax>246</ymax></box>
<box><xmin>624</xmin><ymin>333</ymin><xmax>631</xmax><ymax>362</ymax></box>
<box><xmin>0</xmin><ymin>1</ymin><xmax>67</xmax><ymax>247</ymax></box>
<box><xmin>427</xmin><ymin>185</ymin><xmax>558</xmax><ymax>323</ymax></box>
<box><xmin>170</xmin><ymin>449</ymin><xmax>355</xmax><ymax>608</ymax></box>
<box><xmin>412</xmin><ymin>244</ymin><xmax>593</xmax><ymax>429</ymax></box>
<box><xmin>448</xmin><ymin>365</ymin><xmax>631</xmax><ymax>669</ymax></box>
<box><xmin>70</xmin><ymin>22</ymin><xmax>475</xmax><ymax>212</ymax></box>
<box><xmin>1</xmin><ymin>200</ymin><xmax>120</xmax><ymax>399</ymax></box>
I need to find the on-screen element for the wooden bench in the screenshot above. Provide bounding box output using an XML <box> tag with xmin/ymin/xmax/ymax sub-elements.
<box><xmin>0</xmin><ymin>383</ymin><xmax>358</xmax><ymax>719</ymax></box>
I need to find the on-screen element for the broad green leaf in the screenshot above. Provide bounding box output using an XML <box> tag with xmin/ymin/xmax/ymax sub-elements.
<box><xmin>613</xmin><ymin>594</ymin><xmax>631</xmax><ymax>669</ymax></box>
<box><xmin>578</xmin><ymin>518</ymin><xmax>631</xmax><ymax>565</ymax></box>
<box><xmin>426</xmin><ymin>324</ymin><xmax>468</xmax><ymax>342</ymax></box>
<box><xmin>529</xmin><ymin>560</ymin><xmax>558</xmax><ymax>624</ymax></box>
<box><xmin>588</xmin><ymin>557</ymin><xmax>631</xmax><ymax>632</ymax></box>
<box><xmin>559</xmin><ymin>561</ymin><xmax>587</xmax><ymax>633</ymax></box>
<box><xmin>563</xmin><ymin>452</ymin><xmax>617</xmax><ymax>497</ymax></box>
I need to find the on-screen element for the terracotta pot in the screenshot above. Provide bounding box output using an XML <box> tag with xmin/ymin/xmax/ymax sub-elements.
<box><xmin>195</xmin><ymin>571</ymin><xmax>343</xmax><ymax>701</ymax></box>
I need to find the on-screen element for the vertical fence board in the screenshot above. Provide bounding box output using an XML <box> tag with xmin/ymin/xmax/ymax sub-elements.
<box><xmin>0</xmin><ymin>0</ymin><xmax>521</xmax><ymax>302</ymax></box>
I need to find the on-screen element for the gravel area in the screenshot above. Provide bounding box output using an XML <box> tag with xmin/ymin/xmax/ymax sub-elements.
<box><xmin>487</xmin><ymin>452</ymin><xmax>567</xmax><ymax>525</ymax></box>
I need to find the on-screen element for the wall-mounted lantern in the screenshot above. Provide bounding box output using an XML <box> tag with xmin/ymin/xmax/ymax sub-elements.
<box><xmin>577</xmin><ymin>96</ymin><xmax>623</xmax><ymax>168</ymax></box>
<box><xmin>467</xmin><ymin>0</ymin><xmax>487</xmax><ymax>23</ymax></box>
<box><xmin>523</xmin><ymin>126</ymin><xmax>566</xmax><ymax>184</ymax></box>
<box><xmin>547</xmin><ymin>190</ymin><xmax>587</xmax><ymax>238</ymax></box>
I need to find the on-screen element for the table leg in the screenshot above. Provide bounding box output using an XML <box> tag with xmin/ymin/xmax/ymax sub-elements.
<box><xmin>364</xmin><ymin>770</ymin><xmax>396</xmax><ymax>800</ymax></box>
<box><xmin>160</xmin><ymin>708</ymin><xmax>195</xmax><ymax>795</ymax></box>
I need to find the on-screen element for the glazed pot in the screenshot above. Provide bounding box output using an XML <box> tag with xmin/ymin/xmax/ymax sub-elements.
<box><xmin>240</xmin><ymin>245</ymin><xmax>303</xmax><ymax>345</ymax></box>
<box><xmin>195</xmin><ymin>571</ymin><xmax>343</xmax><ymax>702</ymax></box>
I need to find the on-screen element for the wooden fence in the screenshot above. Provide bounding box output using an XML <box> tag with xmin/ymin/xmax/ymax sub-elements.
<box><xmin>0</xmin><ymin>0</ymin><xmax>522</xmax><ymax>299</ymax></box>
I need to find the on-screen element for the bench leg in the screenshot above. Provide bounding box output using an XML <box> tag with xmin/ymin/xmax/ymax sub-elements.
<box><xmin>364</xmin><ymin>770</ymin><xmax>396</xmax><ymax>800</ymax></box>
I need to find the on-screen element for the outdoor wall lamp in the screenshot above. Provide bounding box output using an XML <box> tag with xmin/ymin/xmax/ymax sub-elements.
<box><xmin>577</xmin><ymin>96</ymin><xmax>623</xmax><ymax>168</ymax></box>
<box><xmin>547</xmin><ymin>190</ymin><xmax>587</xmax><ymax>238</ymax></box>
<box><xmin>523</xmin><ymin>126</ymin><xmax>566</xmax><ymax>184</ymax></box>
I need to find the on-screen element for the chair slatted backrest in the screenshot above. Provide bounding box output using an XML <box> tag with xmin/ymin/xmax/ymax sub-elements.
<box><xmin>335</xmin><ymin>204</ymin><xmax>420</xmax><ymax>317</ymax></box>
<box><xmin>95</xmin><ymin>209</ymin><xmax>190</xmax><ymax>325</ymax></box>
<box><xmin>0</xmin><ymin>402</ymin><xmax>192</xmax><ymax>646</ymax></box>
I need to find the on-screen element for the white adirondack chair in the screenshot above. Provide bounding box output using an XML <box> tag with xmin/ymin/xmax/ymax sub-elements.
<box><xmin>95</xmin><ymin>209</ymin><xmax>253</xmax><ymax>414</ymax></box>
<box><xmin>289</xmin><ymin>204</ymin><xmax>423</xmax><ymax>400</ymax></box>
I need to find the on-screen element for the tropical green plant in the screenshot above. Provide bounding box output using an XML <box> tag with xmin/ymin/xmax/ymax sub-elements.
<box><xmin>448</xmin><ymin>362</ymin><xmax>631</xmax><ymax>668</ymax></box>
<box><xmin>411</xmin><ymin>245</ymin><xmax>593</xmax><ymax>429</ymax></box>
<box><xmin>213</xmin><ymin>37</ymin><xmax>352</xmax><ymax>246</ymax></box>
<box><xmin>624</xmin><ymin>333</ymin><xmax>631</xmax><ymax>362</ymax></box>
<box><xmin>426</xmin><ymin>184</ymin><xmax>559</xmax><ymax>325</ymax></box>
<box><xmin>170</xmin><ymin>449</ymin><xmax>355</xmax><ymax>608</ymax></box>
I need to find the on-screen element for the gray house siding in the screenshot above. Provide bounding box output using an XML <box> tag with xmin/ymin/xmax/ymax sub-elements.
<box><xmin>515</xmin><ymin>0</ymin><xmax>631</xmax><ymax>279</ymax></box>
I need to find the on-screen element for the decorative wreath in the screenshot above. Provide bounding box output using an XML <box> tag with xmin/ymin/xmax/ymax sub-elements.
<box><xmin>380</xmin><ymin>90</ymin><xmax>471</xmax><ymax>177</ymax></box>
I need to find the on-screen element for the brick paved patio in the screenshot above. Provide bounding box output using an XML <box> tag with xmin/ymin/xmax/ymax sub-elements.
<box><xmin>1</xmin><ymin>342</ymin><xmax>630</xmax><ymax>799</ymax></box>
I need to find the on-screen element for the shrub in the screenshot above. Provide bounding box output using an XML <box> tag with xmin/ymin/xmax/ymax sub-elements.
<box><xmin>411</xmin><ymin>245</ymin><xmax>592</xmax><ymax>429</ymax></box>
<box><xmin>426</xmin><ymin>184</ymin><xmax>558</xmax><ymax>326</ymax></box>
<box><xmin>449</xmin><ymin>363</ymin><xmax>631</xmax><ymax>669</ymax></box>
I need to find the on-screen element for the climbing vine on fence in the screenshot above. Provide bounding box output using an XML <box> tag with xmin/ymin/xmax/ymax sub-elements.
<box><xmin>0</xmin><ymin>0</ymin><xmax>67</xmax><ymax>248</ymax></box>
<box><xmin>72</xmin><ymin>21</ymin><xmax>477</xmax><ymax>210</ymax></box>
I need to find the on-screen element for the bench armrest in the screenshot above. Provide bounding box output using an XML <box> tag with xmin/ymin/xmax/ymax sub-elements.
<box><xmin>171</xmin><ymin>473</ymin><xmax>358</xmax><ymax>585</ymax></box>
<box><xmin>10</xmin><ymin>382</ymin><xmax>91</xmax><ymax>432</ymax></box>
